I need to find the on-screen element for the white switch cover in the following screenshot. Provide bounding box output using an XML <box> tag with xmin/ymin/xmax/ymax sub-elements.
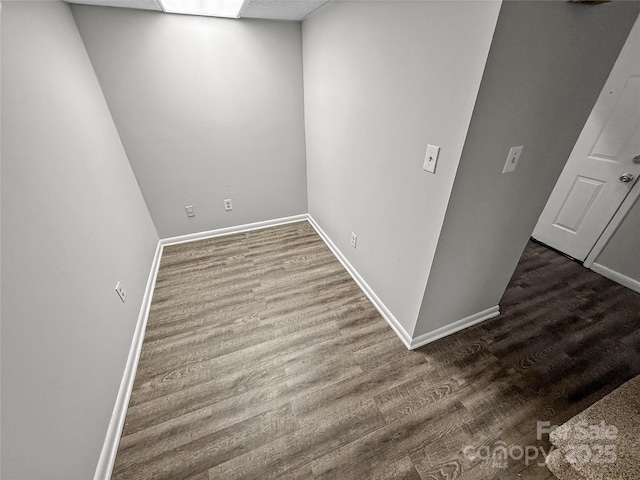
<box><xmin>423</xmin><ymin>145</ymin><xmax>440</xmax><ymax>174</ymax></box>
<box><xmin>502</xmin><ymin>146</ymin><xmax>523</xmax><ymax>174</ymax></box>
<box><xmin>185</xmin><ymin>205</ymin><xmax>195</xmax><ymax>217</ymax></box>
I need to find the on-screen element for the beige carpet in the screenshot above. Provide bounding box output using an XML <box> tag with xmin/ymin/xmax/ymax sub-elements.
<box><xmin>546</xmin><ymin>375</ymin><xmax>640</xmax><ymax>480</ymax></box>
<box><xmin>546</xmin><ymin>449</ymin><xmax>586</xmax><ymax>480</ymax></box>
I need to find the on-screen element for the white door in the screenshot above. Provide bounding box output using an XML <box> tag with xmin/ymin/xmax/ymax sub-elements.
<box><xmin>533</xmin><ymin>16</ymin><xmax>640</xmax><ymax>261</ymax></box>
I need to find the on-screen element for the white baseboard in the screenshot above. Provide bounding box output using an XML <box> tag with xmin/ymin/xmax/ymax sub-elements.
<box><xmin>93</xmin><ymin>241</ymin><xmax>163</xmax><ymax>480</ymax></box>
<box><xmin>591</xmin><ymin>263</ymin><xmax>640</xmax><ymax>293</ymax></box>
<box><xmin>408</xmin><ymin>305</ymin><xmax>500</xmax><ymax>350</ymax></box>
<box><xmin>95</xmin><ymin>213</ymin><xmax>503</xmax><ymax>479</ymax></box>
<box><xmin>307</xmin><ymin>216</ymin><xmax>501</xmax><ymax>350</ymax></box>
<box><xmin>93</xmin><ymin>214</ymin><xmax>309</xmax><ymax>479</ymax></box>
<box><xmin>160</xmin><ymin>214</ymin><xmax>308</xmax><ymax>247</ymax></box>
<box><xmin>307</xmin><ymin>215</ymin><xmax>414</xmax><ymax>349</ymax></box>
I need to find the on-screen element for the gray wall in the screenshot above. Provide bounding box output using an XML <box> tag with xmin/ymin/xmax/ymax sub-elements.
<box><xmin>1</xmin><ymin>2</ymin><xmax>159</xmax><ymax>478</ymax></box>
<box><xmin>302</xmin><ymin>0</ymin><xmax>501</xmax><ymax>332</ymax></box>
<box><xmin>0</xmin><ymin>2</ymin><xmax>3</xmax><ymax>476</ymax></box>
<box><xmin>72</xmin><ymin>5</ymin><xmax>308</xmax><ymax>239</ymax></box>
<box><xmin>596</xmin><ymin>195</ymin><xmax>640</xmax><ymax>283</ymax></box>
<box><xmin>415</xmin><ymin>1</ymin><xmax>640</xmax><ymax>336</ymax></box>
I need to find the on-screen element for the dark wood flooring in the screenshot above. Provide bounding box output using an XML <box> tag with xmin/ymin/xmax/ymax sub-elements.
<box><xmin>112</xmin><ymin>221</ymin><xmax>640</xmax><ymax>480</ymax></box>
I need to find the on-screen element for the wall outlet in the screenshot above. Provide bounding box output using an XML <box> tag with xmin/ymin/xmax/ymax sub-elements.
<box><xmin>185</xmin><ymin>205</ymin><xmax>195</xmax><ymax>217</ymax></box>
<box><xmin>502</xmin><ymin>146</ymin><xmax>523</xmax><ymax>174</ymax></box>
<box><xmin>224</xmin><ymin>199</ymin><xmax>233</xmax><ymax>211</ymax></box>
<box><xmin>423</xmin><ymin>144</ymin><xmax>440</xmax><ymax>174</ymax></box>
<box><xmin>351</xmin><ymin>232</ymin><xmax>357</xmax><ymax>249</ymax></box>
<box><xmin>115</xmin><ymin>281</ymin><xmax>127</xmax><ymax>303</ymax></box>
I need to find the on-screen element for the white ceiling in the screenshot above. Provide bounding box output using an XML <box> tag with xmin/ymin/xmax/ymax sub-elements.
<box><xmin>65</xmin><ymin>0</ymin><xmax>164</xmax><ymax>11</ymax></box>
<box><xmin>64</xmin><ymin>0</ymin><xmax>330</xmax><ymax>21</ymax></box>
<box><xmin>241</xmin><ymin>0</ymin><xmax>328</xmax><ymax>20</ymax></box>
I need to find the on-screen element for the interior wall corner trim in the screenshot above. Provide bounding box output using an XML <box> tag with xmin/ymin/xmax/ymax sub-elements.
<box><xmin>94</xmin><ymin>212</ymin><xmax>499</xmax><ymax>479</ymax></box>
<box><xmin>408</xmin><ymin>305</ymin><xmax>500</xmax><ymax>350</ymax></box>
<box><xmin>93</xmin><ymin>241</ymin><xmax>163</xmax><ymax>480</ymax></box>
<box><xmin>93</xmin><ymin>213</ymin><xmax>309</xmax><ymax>479</ymax></box>
<box><xmin>160</xmin><ymin>214</ymin><xmax>309</xmax><ymax>247</ymax></box>
<box><xmin>306</xmin><ymin>215</ymin><xmax>414</xmax><ymax>350</ymax></box>
<box><xmin>591</xmin><ymin>262</ymin><xmax>640</xmax><ymax>294</ymax></box>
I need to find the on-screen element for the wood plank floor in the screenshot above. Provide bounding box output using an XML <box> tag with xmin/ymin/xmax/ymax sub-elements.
<box><xmin>112</xmin><ymin>221</ymin><xmax>640</xmax><ymax>480</ymax></box>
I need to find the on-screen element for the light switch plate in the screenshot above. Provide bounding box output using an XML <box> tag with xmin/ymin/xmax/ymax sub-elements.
<box><xmin>423</xmin><ymin>144</ymin><xmax>440</xmax><ymax>174</ymax></box>
<box><xmin>502</xmin><ymin>146</ymin><xmax>523</xmax><ymax>174</ymax></box>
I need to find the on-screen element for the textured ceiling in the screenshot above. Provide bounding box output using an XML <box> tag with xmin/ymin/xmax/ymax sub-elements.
<box><xmin>65</xmin><ymin>0</ymin><xmax>163</xmax><ymax>11</ymax></box>
<box><xmin>241</xmin><ymin>0</ymin><xmax>329</xmax><ymax>21</ymax></box>
<box><xmin>64</xmin><ymin>0</ymin><xmax>330</xmax><ymax>20</ymax></box>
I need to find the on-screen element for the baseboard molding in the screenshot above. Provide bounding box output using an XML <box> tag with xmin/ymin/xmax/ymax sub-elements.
<box><xmin>93</xmin><ymin>241</ymin><xmax>163</xmax><ymax>480</ymax></box>
<box><xmin>591</xmin><ymin>263</ymin><xmax>640</xmax><ymax>294</ymax></box>
<box><xmin>307</xmin><ymin>216</ymin><xmax>501</xmax><ymax>350</ymax></box>
<box><xmin>95</xmin><ymin>214</ymin><xmax>502</xmax><ymax>478</ymax></box>
<box><xmin>93</xmin><ymin>214</ymin><xmax>309</xmax><ymax>479</ymax></box>
<box><xmin>306</xmin><ymin>215</ymin><xmax>414</xmax><ymax>349</ymax></box>
<box><xmin>160</xmin><ymin>214</ymin><xmax>308</xmax><ymax>247</ymax></box>
<box><xmin>408</xmin><ymin>305</ymin><xmax>500</xmax><ymax>350</ymax></box>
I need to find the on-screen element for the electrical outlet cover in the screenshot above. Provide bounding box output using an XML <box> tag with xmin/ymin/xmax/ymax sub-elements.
<box><xmin>502</xmin><ymin>146</ymin><xmax>523</xmax><ymax>174</ymax></box>
<box><xmin>115</xmin><ymin>281</ymin><xmax>127</xmax><ymax>303</ymax></box>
